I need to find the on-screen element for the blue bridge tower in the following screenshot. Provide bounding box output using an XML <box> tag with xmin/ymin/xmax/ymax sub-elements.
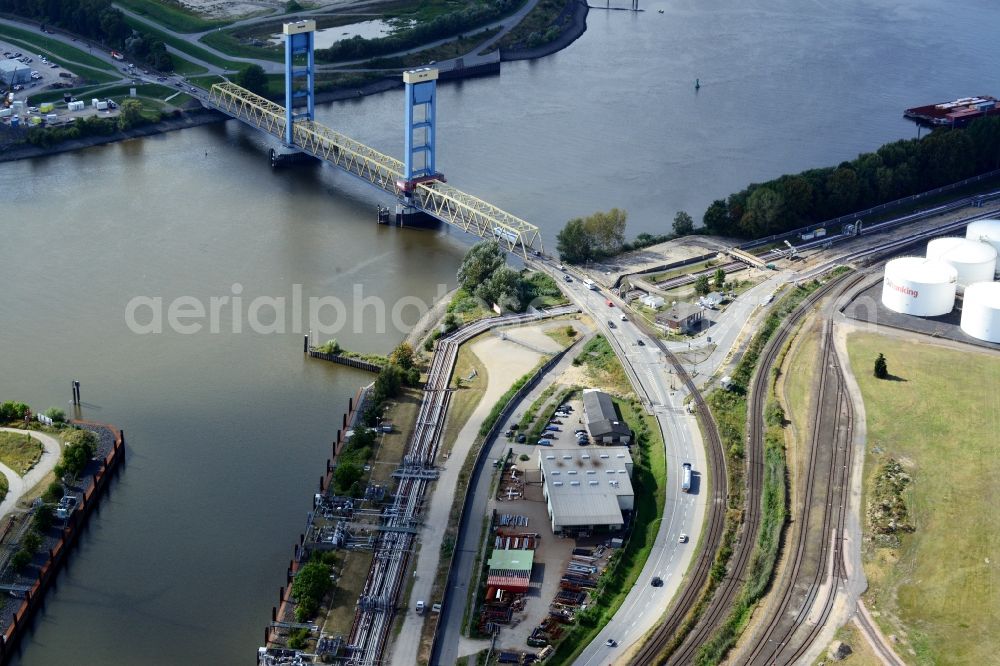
<box><xmin>401</xmin><ymin>67</ymin><xmax>440</xmax><ymax>187</ymax></box>
<box><xmin>283</xmin><ymin>20</ymin><xmax>315</xmax><ymax>146</ymax></box>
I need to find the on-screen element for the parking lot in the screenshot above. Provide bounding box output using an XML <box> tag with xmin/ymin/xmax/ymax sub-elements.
<box><xmin>2</xmin><ymin>39</ymin><xmax>76</xmax><ymax>98</ymax></box>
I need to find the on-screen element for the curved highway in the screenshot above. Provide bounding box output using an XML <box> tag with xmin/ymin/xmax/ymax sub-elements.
<box><xmin>530</xmin><ymin>260</ymin><xmax>712</xmax><ymax>665</ymax></box>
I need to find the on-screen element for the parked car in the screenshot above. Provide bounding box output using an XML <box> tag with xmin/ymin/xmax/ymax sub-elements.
<box><xmin>560</xmin><ymin>404</ymin><xmax>573</xmax><ymax>412</ymax></box>
<box><xmin>545</xmin><ymin>426</ymin><xmax>561</xmax><ymax>432</ymax></box>
<box><xmin>516</xmin><ymin>434</ymin><xmax>527</xmax><ymax>444</ymax></box>
<box><xmin>550</xmin><ymin>419</ymin><xmax>562</xmax><ymax>425</ymax></box>
<box><xmin>537</xmin><ymin>439</ymin><xmax>553</xmax><ymax>446</ymax></box>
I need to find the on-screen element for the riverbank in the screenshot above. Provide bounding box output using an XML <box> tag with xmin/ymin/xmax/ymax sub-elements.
<box><xmin>0</xmin><ymin>1</ymin><xmax>589</xmax><ymax>163</ymax></box>
<box><xmin>501</xmin><ymin>0</ymin><xmax>589</xmax><ymax>61</ymax></box>
<box><xmin>0</xmin><ymin>108</ymin><xmax>226</xmax><ymax>163</ymax></box>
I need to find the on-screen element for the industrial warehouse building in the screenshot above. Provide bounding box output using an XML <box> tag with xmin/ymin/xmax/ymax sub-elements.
<box><xmin>582</xmin><ymin>389</ymin><xmax>631</xmax><ymax>444</ymax></box>
<box><xmin>538</xmin><ymin>448</ymin><xmax>634</xmax><ymax>535</ymax></box>
<box><xmin>486</xmin><ymin>549</ymin><xmax>534</xmax><ymax>593</ymax></box>
<box><xmin>0</xmin><ymin>60</ymin><xmax>30</xmax><ymax>86</ymax></box>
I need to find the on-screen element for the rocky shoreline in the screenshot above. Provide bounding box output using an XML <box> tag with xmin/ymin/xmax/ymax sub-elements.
<box><xmin>0</xmin><ymin>1</ymin><xmax>589</xmax><ymax>163</ymax></box>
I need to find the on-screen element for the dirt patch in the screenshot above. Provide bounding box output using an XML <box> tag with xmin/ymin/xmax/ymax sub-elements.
<box><xmin>584</xmin><ymin>235</ymin><xmax>734</xmax><ymax>287</ymax></box>
<box><xmin>177</xmin><ymin>0</ymin><xmax>282</xmax><ymax>20</ymax></box>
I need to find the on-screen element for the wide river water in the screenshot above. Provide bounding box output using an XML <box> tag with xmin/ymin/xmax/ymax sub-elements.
<box><xmin>1</xmin><ymin>0</ymin><xmax>998</xmax><ymax>663</ymax></box>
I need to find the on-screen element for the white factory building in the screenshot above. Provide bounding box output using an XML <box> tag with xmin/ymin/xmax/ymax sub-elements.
<box><xmin>538</xmin><ymin>448</ymin><xmax>634</xmax><ymax>535</ymax></box>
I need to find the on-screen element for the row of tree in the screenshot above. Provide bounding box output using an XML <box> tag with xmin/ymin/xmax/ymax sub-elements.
<box><xmin>314</xmin><ymin>0</ymin><xmax>518</xmax><ymax>62</ymax></box>
<box><xmin>702</xmin><ymin>117</ymin><xmax>1000</xmax><ymax>239</ymax></box>
<box><xmin>1</xmin><ymin>0</ymin><xmax>174</xmax><ymax>71</ymax></box>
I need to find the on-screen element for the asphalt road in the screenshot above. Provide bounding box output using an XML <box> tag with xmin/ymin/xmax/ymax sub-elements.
<box><xmin>556</xmin><ymin>271</ymin><xmax>709</xmax><ymax>665</ymax></box>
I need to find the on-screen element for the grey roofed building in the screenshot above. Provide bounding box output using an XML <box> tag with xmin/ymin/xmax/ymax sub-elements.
<box><xmin>538</xmin><ymin>448</ymin><xmax>634</xmax><ymax>534</ymax></box>
<box><xmin>0</xmin><ymin>60</ymin><xmax>30</xmax><ymax>86</ymax></box>
<box><xmin>655</xmin><ymin>301</ymin><xmax>704</xmax><ymax>333</ymax></box>
<box><xmin>582</xmin><ymin>389</ymin><xmax>632</xmax><ymax>443</ymax></box>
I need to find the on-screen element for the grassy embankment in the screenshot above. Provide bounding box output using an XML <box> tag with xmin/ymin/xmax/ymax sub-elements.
<box><xmin>0</xmin><ymin>432</ymin><xmax>44</xmax><ymax>476</ymax></box>
<box><xmin>495</xmin><ymin>0</ymin><xmax>569</xmax><ymax>51</ymax></box>
<box><xmin>123</xmin><ymin>14</ymin><xmax>242</xmax><ymax>71</ymax></box>
<box><xmin>573</xmin><ymin>334</ymin><xmax>631</xmax><ymax>395</ymax></box>
<box><xmin>114</xmin><ymin>0</ymin><xmax>229</xmax><ymax>32</ymax></box>
<box><xmin>846</xmin><ymin>333</ymin><xmax>1000</xmax><ymax>666</ymax></box>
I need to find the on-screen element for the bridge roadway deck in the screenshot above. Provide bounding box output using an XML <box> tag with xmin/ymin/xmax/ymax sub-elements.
<box><xmin>204</xmin><ymin>82</ymin><xmax>542</xmax><ymax>259</ymax></box>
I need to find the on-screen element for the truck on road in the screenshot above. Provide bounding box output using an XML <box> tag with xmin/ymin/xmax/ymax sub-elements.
<box><xmin>681</xmin><ymin>462</ymin><xmax>692</xmax><ymax>492</ymax></box>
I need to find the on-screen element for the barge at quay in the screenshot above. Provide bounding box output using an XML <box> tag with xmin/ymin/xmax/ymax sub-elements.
<box><xmin>904</xmin><ymin>95</ymin><xmax>1000</xmax><ymax>127</ymax></box>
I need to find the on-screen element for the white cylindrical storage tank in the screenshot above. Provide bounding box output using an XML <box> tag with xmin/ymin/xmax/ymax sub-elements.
<box><xmin>960</xmin><ymin>281</ymin><xmax>1000</xmax><ymax>343</ymax></box>
<box><xmin>966</xmin><ymin>219</ymin><xmax>1000</xmax><ymax>277</ymax></box>
<box><xmin>881</xmin><ymin>257</ymin><xmax>957</xmax><ymax>316</ymax></box>
<box><xmin>926</xmin><ymin>237</ymin><xmax>997</xmax><ymax>292</ymax></box>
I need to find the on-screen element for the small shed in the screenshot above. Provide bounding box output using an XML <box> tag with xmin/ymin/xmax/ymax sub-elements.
<box><xmin>641</xmin><ymin>294</ymin><xmax>665</xmax><ymax>309</ymax></box>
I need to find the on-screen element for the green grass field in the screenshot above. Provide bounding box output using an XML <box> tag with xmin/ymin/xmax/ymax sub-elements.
<box><xmin>199</xmin><ymin>30</ymin><xmax>283</xmax><ymax>62</ymax></box>
<box><xmin>0</xmin><ymin>431</ymin><xmax>44</xmax><ymax>476</ymax></box>
<box><xmin>123</xmin><ymin>15</ymin><xmax>244</xmax><ymax>70</ymax></box>
<box><xmin>847</xmin><ymin>332</ymin><xmax>1000</xmax><ymax>666</ymax></box>
<box><xmin>114</xmin><ymin>0</ymin><xmax>230</xmax><ymax>32</ymax></box>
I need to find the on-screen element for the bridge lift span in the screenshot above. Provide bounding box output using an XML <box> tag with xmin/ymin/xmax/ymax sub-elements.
<box><xmin>727</xmin><ymin>247</ymin><xmax>767</xmax><ymax>268</ymax></box>
<box><xmin>205</xmin><ymin>21</ymin><xmax>542</xmax><ymax>259</ymax></box>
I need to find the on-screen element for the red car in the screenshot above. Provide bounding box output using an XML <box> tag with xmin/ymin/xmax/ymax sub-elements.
<box><xmin>606</xmin><ymin>300</ymin><xmax>613</xmax><ymax>307</ymax></box>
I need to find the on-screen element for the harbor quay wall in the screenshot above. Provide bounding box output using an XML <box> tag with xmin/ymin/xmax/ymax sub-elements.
<box><xmin>0</xmin><ymin>423</ymin><xmax>125</xmax><ymax>664</ymax></box>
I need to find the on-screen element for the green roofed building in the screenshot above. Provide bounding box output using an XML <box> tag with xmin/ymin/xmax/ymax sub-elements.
<box><xmin>487</xmin><ymin>549</ymin><xmax>534</xmax><ymax>592</ymax></box>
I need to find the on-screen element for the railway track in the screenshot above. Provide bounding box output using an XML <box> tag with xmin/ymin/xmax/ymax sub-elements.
<box><xmin>344</xmin><ymin>307</ymin><xmax>576</xmax><ymax>665</ymax></box>
<box><xmin>738</xmin><ymin>310</ymin><xmax>855</xmax><ymax>665</ymax></box>
<box><xmin>624</xmin><ymin>323</ymin><xmax>729</xmax><ymax>666</ymax></box>
<box><xmin>630</xmin><ymin>270</ymin><xmax>858</xmax><ymax>665</ymax></box>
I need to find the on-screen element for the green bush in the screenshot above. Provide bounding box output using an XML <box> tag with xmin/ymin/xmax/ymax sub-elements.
<box><xmin>44</xmin><ymin>407</ymin><xmax>67</xmax><ymax>423</ymax></box>
<box><xmin>287</xmin><ymin>627</ymin><xmax>310</xmax><ymax>649</ymax></box>
<box><xmin>32</xmin><ymin>504</ymin><xmax>55</xmax><ymax>532</ymax></box>
<box><xmin>0</xmin><ymin>401</ymin><xmax>30</xmax><ymax>422</ymax></box>
<box><xmin>291</xmin><ymin>561</ymin><xmax>333</xmax><ymax>621</ymax></box>
<box><xmin>10</xmin><ymin>550</ymin><xmax>31</xmax><ymax>571</ymax></box>
<box><xmin>43</xmin><ymin>481</ymin><xmax>64</xmax><ymax>504</ymax></box>
<box><xmin>22</xmin><ymin>531</ymin><xmax>42</xmax><ymax>554</ymax></box>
